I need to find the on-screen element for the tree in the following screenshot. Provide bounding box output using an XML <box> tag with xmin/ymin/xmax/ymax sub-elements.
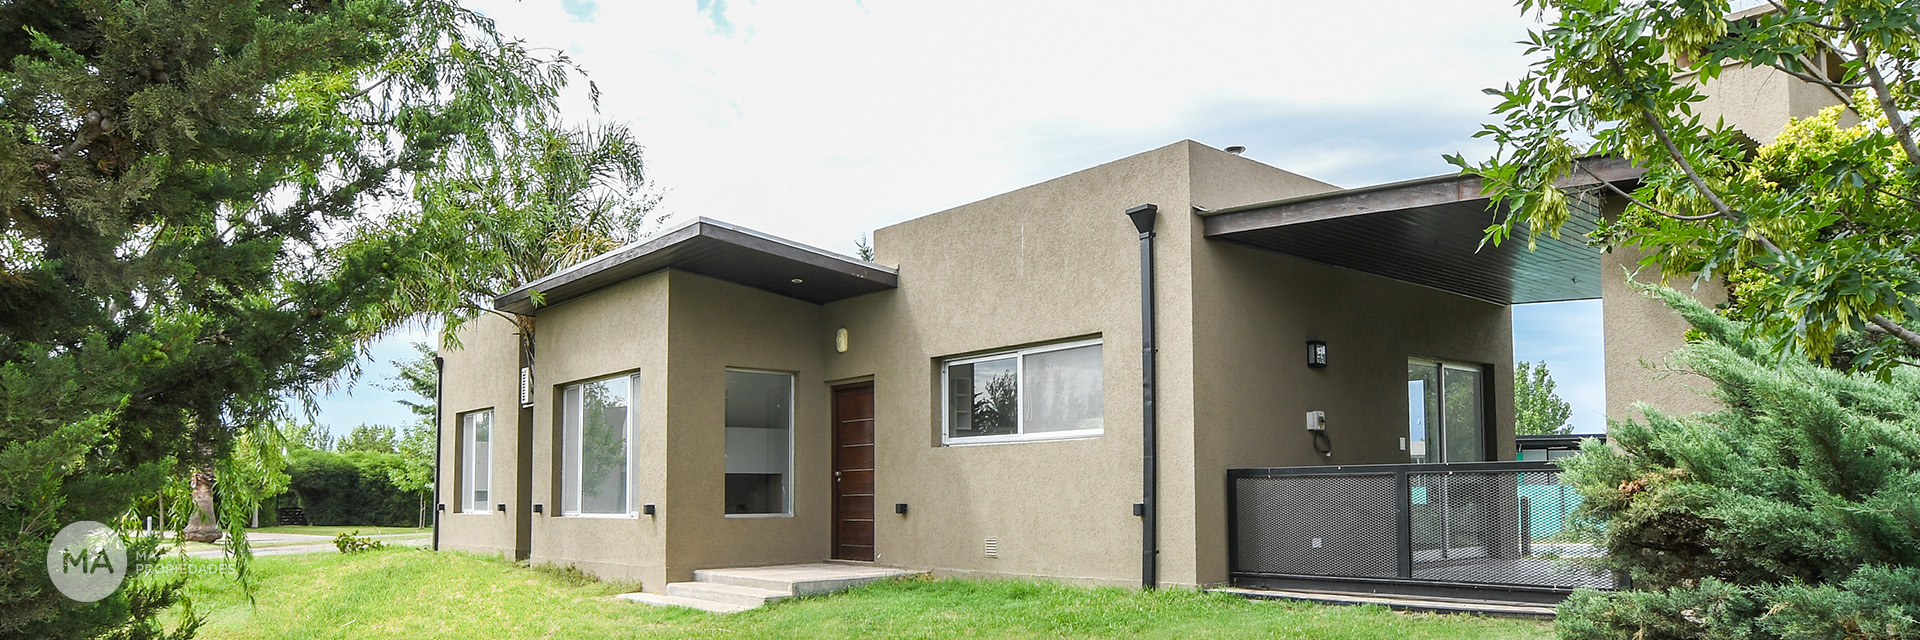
<box><xmin>401</xmin><ymin>122</ymin><xmax>662</xmax><ymax>364</ymax></box>
<box><xmin>337</xmin><ymin>424</ymin><xmax>398</xmax><ymax>454</ymax></box>
<box><xmin>1556</xmin><ymin>286</ymin><xmax>1920</xmax><ymax>639</ymax></box>
<box><xmin>0</xmin><ymin>1</ymin><xmax>591</xmax><ymax>636</ymax></box>
<box><xmin>1514</xmin><ymin>361</ymin><xmax>1574</xmax><ymax>435</ymax></box>
<box><xmin>1450</xmin><ymin>0</ymin><xmax>1920</xmax><ymax>377</ymax></box>
<box><xmin>380</xmin><ymin>344</ymin><xmax>436</xmax><ymax>526</ymax></box>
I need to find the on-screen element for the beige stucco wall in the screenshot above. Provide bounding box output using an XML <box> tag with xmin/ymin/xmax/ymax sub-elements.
<box><xmin>1185</xmin><ymin>145</ymin><xmax>1515</xmax><ymax>586</ymax></box>
<box><xmin>1682</xmin><ymin>60</ymin><xmax>1851</xmax><ymax>145</ymax></box>
<box><xmin>525</xmin><ymin>272</ymin><xmax>671</xmax><ymax>589</ymax></box>
<box><xmin>662</xmin><ymin>271</ymin><xmax>831</xmax><ymax>585</ymax></box>
<box><xmin>815</xmin><ymin>141</ymin><xmax>1198</xmax><ymax>587</ymax></box>
<box><xmin>437</xmin><ymin>313</ymin><xmax>526</xmax><ymax>558</ymax></box>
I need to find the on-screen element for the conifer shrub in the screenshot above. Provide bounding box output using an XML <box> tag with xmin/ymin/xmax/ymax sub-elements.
<box><xmin>1557</xmin><ymin>287</ymin><xmax>1920</xmax><ymax>639</ymax></box>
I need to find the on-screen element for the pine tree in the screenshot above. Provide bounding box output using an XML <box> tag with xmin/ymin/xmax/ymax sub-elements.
<box><xmin>1557</xmin><ymin>286</ymin><xmax>1920</xmax><ymax>639</ymax></box>
<box><xmin>0</xmin><ymin>1</ymin><xmax>590</xmax><ymax>636</ymax></box>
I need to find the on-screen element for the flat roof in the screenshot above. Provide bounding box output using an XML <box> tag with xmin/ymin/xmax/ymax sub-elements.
<box><xmin>494</xmin><ymin>218</ymin><xmax>899</xmax><ymax>314</ymax></box>
<box><xmin>1201</xmin><ymin>157</ymin><xmax>1644</xmax><ymax>305</ymax></box>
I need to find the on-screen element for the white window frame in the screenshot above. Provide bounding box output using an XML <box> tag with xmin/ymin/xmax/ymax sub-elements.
<box><xmin>940</xmin><ymin>337</ymin><xmax>1104</xmax><ymax>446</ymax></box>
<box><xmin>560</xmin><ymin>371</ymin><xmax>639</xmax><ymax>518</ymax></box>
<box><xmin>461</xmin><ymin>409</ymin><xmax>493</xmax><ymax>514</ymax></box>
<box><xmin>723</xmin><ymin>368</ymin><xmax>796</xmax><ymax>518</ymax></box>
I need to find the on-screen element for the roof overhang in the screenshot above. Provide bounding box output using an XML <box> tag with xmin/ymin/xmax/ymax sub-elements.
<box><xmin>494</xmin><ymin>218</ymin><xmax>899</xmax><ymax>315</ymax></box>
<box><xmin>1201</xmin><ymin>157</ymin><xmax>1644</xmax><ymax>305</ymax></box>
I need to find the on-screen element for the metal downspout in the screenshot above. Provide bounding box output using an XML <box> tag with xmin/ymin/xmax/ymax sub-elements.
<box><xmin>1126</xmin><ymin>203</ymin><xmax>1159</xmax><ymax>590</ymax></box>
<box><xmin>431</xmin><ymin>354</ymin><xmax>444</xmax><ymax>551</ymax></box>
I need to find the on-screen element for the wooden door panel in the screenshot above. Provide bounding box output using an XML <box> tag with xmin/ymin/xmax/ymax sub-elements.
<box><xmin>832</xmin><ymin>383</ymin><xmax>876</xmax><ymax>562</ymax></box>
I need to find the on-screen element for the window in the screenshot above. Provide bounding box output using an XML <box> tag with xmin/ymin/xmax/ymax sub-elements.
<box><xmin>461</xmin><ymin>410</ymin><xmax>493</xmax><ymax>513</ymax></box>
<box><xmin>561</xmin><ymin>373</ymin><xmax>638</xmax><ymax>516</ymax></box>
<box><xmin>942</xmin><ymin>339</ymin><xmax>1103</xmax><ymax>444</ymax></box>
<box><xmin>725</xmin><ymin>370</ymin><xmax>793</xmax><ymax>516</ymax></box>
<box><xmin>1407</xmin><ymin>359</ymin><xmax>1486</xmax><ymax>463</ymax></box>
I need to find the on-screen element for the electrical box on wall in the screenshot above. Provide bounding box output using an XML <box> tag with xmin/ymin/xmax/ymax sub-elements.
<box><xmin>1305</xmin><ymin>411</ymin><xmax>1326</xmax><ymax>431</ymax></box>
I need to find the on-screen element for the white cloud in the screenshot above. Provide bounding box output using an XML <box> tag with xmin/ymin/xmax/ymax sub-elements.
<box><xmin>319</xmin><ymin>1</ymin><xmax>1614</xmax><ymax>434</ymax></box>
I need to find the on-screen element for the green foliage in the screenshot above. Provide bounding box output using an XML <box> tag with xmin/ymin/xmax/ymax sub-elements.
<box><xmin>331</xmin><ymin>531</ymin><xmax>385</xmax><ymax>554</ymax></box>
<box><xmin>1450</xmin><ymin>0</ymin><xmax>1920</xmax><ymax>376</ymax></box>
<box><xmin>337</xmin><ymin>424</ymin><xmax>398</xmax><ymax>454</ymax></box>
<box><xmin>1555</xmin><ymin>285</ymin><xmax>1920</xmax><ymax>639</ymax></box>
<box><xmin>283</xmin><ymin>450</ymin><xmax>419</xmax><ymax>528</ymax></box>
<box><xmin>1514</xmin><ymin>361</ymin><xmax>1574</xmax><ymax>435</ymax></box>
<box><xmin>0</xmin><ymin>0</ymin><xmax>598</xmax><ymax>635</ymax></box>
<box><xmin>377</xmin><ymin>342</ymin><xmax>440</xmax><ymax>422</ymax></box>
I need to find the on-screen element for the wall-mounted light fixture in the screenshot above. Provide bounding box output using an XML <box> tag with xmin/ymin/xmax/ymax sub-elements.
<box><xmin>496</xmin><ymin>503</ymin><xmax>507</xmax><ymax>513</ymax></box>
<box><xmin>642</xmin><ymin>504</ymin><xmax>657</xmax><ymax>516</ymax></box>
<box><xmin>533</xmin><ymin>504</ymin><xmax>544</xmax><ymax>514</ymax></box>
<box><xmin>1306</xmin><ymin>340</ymin><xmax>1328</xmax><ymax>368</ymax></box>
<box><xmin>835</xmin><ymin>328</ymin><xmax>849</xmax><ymax>353</ymax></box>
<box><xmin>894</xmin><ymin>503</ymin><xmax>908</xmax><ymax>515</ymax></box>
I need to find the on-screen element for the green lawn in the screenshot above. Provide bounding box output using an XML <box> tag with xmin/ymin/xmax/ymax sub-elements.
<box><xmin>179</xmin><ymin>548</ymin><xmax>1551</xmax><ymax>639</ymax></box>
<box><xmin>245</xmin><ymin>525</ymin><xmax>431</xmax><ymax>537</ymax></box>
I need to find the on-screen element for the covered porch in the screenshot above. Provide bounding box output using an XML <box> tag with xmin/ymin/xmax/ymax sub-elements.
<box><xmin>1198</xmin><ymin>158</ymin><xmax>1640</xmax><ymax>602</ymax></box>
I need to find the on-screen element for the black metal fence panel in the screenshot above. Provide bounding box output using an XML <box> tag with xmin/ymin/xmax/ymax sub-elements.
<box><xmin>1229</xmin><ymin>462</ymin><xmax>1614</xmax><ymax>591</ymax></box>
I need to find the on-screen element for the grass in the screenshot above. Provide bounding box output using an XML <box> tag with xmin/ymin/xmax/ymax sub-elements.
<box><xmin>244</xmin><ymin>525</ymin><xmax>431</xmax><ymax>537</ymax></box>
<box><xmin>180</xmin><ymin>548</ymin><xmax>1553</xmax><ymax>640</ymax></box>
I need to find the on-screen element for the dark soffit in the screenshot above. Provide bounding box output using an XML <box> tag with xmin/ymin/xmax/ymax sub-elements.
<box><xmin>1200</xmin><ymin>157</ymin><xmax>1644</xmax><ymax>305</ymax></box>
<box><xmin>494</xmin><ymin>218</ymin><xmax>899</xmax><ymax>315</ymax></box>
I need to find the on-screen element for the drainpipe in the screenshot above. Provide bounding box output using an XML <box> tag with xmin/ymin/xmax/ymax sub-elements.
<box><xmin>431</xmin><ymin>354</ymin><xmax>444</xmax><ymax>551</ymax></box>
<box><xmin>1125</xmin><ymin>203</ymin><xmax>1159</xmax><ymax>590</ymax></box>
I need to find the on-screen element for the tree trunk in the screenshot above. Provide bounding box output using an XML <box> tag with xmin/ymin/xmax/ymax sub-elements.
<box><xmin>181</xmin><ymin>467</ymin><xmax>224</xmax><ymax>543</ymax></box>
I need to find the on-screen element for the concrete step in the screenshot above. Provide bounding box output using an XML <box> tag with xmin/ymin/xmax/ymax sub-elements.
<box><xmin>1209</xmin><ymin>586</ymin><xmax>1559</xmax><ymax>619</ymax></box>
<box><xmin>615</xmin><ymin>591</ymin><xmax>754</xmax><ymax>614</ymax></box>
<box><xmin>665</xmin><ymin>581</ymin><xmax>792</xmax><ymax>608</ymax></box>
<box><xmin>693</xmin><ymin>563</ymin><xmax>923</xmax><ymax>596</ymax></box>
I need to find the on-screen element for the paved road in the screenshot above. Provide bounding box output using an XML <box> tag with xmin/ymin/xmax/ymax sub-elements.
<box><xmin>182</xmin><ymin>532</ymin><xmax>431</xmax><ymax>558</ymax></box>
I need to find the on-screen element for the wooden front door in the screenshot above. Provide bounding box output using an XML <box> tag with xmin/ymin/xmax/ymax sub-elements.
<box><xmin>831</xmin><ymin>382</ymin><xmax>876</xmax><ymax>561</ymax></box>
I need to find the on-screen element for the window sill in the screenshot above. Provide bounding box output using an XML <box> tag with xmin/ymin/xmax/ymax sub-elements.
<box><xmin>724</xmin><ymin>513</ymin><xmax>794</xmax><ymax>519</ymax></box>
<box><xmin>942</xmin><ymin>430</ymin><xmax>1103</xmax><ymax>447</ymax></box>
<box><xmin>558</xmin><ymin>513</ymin><xmax>640</xmax><ymax>519</ymax></box>
<box><xmin>454</xmin><ymin>511</ymin><xmax>493</xmax><ymax>516</ymax></box>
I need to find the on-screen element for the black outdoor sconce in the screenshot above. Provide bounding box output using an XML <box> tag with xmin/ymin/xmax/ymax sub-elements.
<box><xmin>436</xmin><ymin>503</ymin><xmax>445</xmax><ymax>512</ymax></box>
<box><xmin>1132</xmin><ymin>502</ymin><xmax>1146</xmax><ymax>517</ymax></box>
<box><xmin>642</xmin><ymin>504</ymin><xmax>657</xmax><ymax>516</ymax></box>
<box><xmin>1306</xmin><ymin>340</ymin><xmax>1328</xmax><ymax>368</ymax></box>
<box><xmin>894</xmin><ymin>503</ymin><xmax>908</xmax><ymax>515</ymax></box>
<box><xmin>532</xmin><ymin>504</ymin><xmax>543</xmax><ymax>515</ymax></box>
<box><xmin>496</xmin><ymin>503</ymin><xmax>506</xmax><ymax>513</ymax></box>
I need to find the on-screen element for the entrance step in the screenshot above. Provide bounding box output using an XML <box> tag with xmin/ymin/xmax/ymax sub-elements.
<box><xmin>665</xmin><ymin>581</ymin><xmax>791</xmax><ymax>608</ymax></box>
<box><xmin>615</xmin><ymin>592</ymin><xmax>754</xmax><ymax>614</ymax></box>
<box><xmin>1210</xmin><ymin>586</ymin><xmax>1559</xmax><ymax>619</ymax></box>
<box><xmin>621</xmin><ymin>562</ymin><xmax>924</xmax><ymax>613</ymax></box>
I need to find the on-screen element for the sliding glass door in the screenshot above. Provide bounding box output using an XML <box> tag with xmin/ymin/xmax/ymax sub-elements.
<box><xmin>1406</xmin><ymin>359</ymin><xmax>1486</xmax><ymax>464</ymax></box>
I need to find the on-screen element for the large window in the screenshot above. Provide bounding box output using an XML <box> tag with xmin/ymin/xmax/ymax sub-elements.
<box><xmin>561</xmin><ymin>373</ymin><xmax>638</xmax><ymax>516</ymax></box>
<box><xmin>461</xmin><ymin>410</ymin><xmax>492</xmax><ymax>513</ymax></box>
<box><xmin>942</xmin><ymin>339</ymin><xmax>1103</xmax><ymax>445</ymax></box>
<box><xmin>725</xmin><ymin>370</ymin><xmax>792</xmax><ymax>516</ymax></box>
<box><xmin>1407</xmin><ymin>359</ymin><xmax>1486</xmax><ymax>463</ymax></box>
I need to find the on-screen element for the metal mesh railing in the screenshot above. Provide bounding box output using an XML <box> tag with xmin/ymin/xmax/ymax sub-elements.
<box><xmin>1229</xmin><ymin>462</ymin><xmax>1614</xmax><ymax>591</ymax></box>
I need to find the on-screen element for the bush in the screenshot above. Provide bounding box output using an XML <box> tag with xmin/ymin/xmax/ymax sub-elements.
<box><xmin>1557</xmin><ymin>287</ymin><xmax>1920</xmax><ymax>639</ymax></box>
<box><xmin>283</xmin><ymin>450</ymin><xmax>423</xmax><ymax>527</ymax></box>
<box><xmin>333</xmin><ymin>531</ymin><xmax>386</xmax><ymax>553</ymax></box>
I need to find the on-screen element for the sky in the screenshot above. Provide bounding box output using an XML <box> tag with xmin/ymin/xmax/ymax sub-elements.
<box><xmin>303</xmin><ymin>0</ymin><xmax>1609</xmax><ymax>436</ymax></box>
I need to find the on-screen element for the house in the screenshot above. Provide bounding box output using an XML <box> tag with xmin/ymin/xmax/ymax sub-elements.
<box><xmin>430</xmin><ymin>47</ymin><xmax>1839</xmax><ymax>600</ymax></box>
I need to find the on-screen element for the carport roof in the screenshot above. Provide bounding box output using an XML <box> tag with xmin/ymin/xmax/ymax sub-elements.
<box><xmin>1200</xmin><ymin>157</ymin><xmax>1644</xmax><ymax>305</ymax></box>
<box><xmin>494</xmin><ymin>218</ymin><xmax>899</xmax><ymax>315</ymax></box>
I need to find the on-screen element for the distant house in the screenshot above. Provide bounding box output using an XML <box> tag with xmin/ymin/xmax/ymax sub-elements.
<box><xmin>432</xmin><ymin>53</ymin><xmax>1834</xmax><ymax>600</ymax></box>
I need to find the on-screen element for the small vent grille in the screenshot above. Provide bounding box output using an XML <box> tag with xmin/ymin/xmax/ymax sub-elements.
<box><xmin>983</xmin><ymin>537</ymin><xmax>999</xmax><ymax>558</ymax></box>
